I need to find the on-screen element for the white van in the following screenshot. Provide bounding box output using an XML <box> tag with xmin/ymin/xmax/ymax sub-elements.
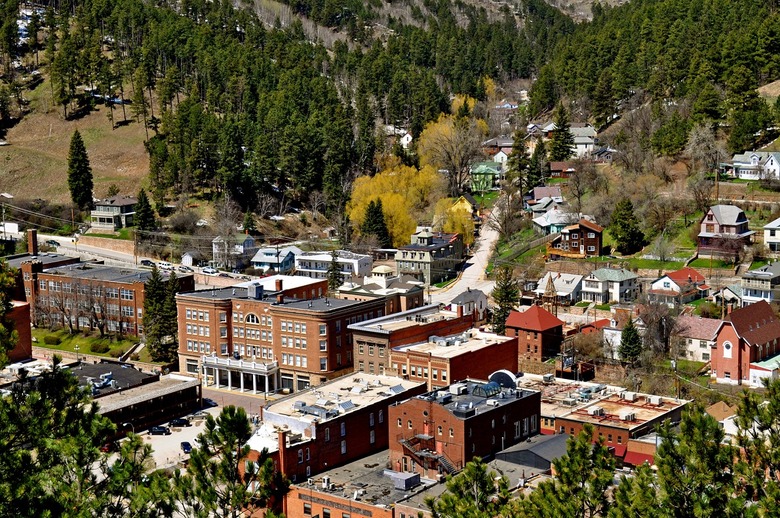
<box><xmin>158</xmin><ymin>261</ymin><xmax>173</xmax><ymax>270</ymax></box>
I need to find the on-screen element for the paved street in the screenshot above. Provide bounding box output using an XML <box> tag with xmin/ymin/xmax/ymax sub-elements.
<box><xmin>430</xmin><ymin>214</ymin><xmax>499</xmax><ymax>305</ymax></box>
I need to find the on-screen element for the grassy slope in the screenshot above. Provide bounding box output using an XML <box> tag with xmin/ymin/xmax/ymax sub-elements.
<box><xmin>0</xmin><ymin>78</ymin><xmax>149</xmax><ymax>203</ymax></box>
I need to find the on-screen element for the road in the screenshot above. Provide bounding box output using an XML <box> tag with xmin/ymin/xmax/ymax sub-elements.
<box><xmin>430</xmin><ymin>214</ymin><xmax>499</xmax><ymax>304</ymax></box>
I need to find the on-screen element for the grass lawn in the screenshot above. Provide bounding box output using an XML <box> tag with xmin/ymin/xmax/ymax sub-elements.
<box><xmin>434</xmin><ymin>278</ymin><xmax>457</xmax><ymax>288</ymax></box>
<box><xmin>595</xmin><ymin>303</ymin><xmax>611</xmax><ymax>311</ymax></box>
<box><xmin>662</xmin><ymin>359</ymin><xmax>707</xmax><ymax>374</ymax></box>
<box><xmin>32</xmin><ymin>328</ymin><xmax>138</xmax><ymax>359</ymax></box>
<box><xmin>750</xmin><ymin>259</ymin><xmax>770</xmax><ymax>270</ymax></box>
<box><xmin>575</xmin><ymin>301</ymin><xmax>590</xmax><ymax>307</ymax></box>
<box><xmin>622</xmin><ymin>257</ymin><xmax>684</xmax><ymax>270</ymax></box>
<box><xmin>689</xmin><ymin>258</ymin><xmax>735</xmax><ymax>269</ymax></box>
<box><xmin>474</xmin><ymin>191</ymin><xmax>499</xmax><ymax>208</ymax></box>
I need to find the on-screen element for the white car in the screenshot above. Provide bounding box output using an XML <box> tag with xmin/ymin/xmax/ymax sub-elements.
<box><xmin>158</xmin><ymin>261</ymin><xmax>174</xmax><ymax>270</ymax></box>
<box><xmin>202</xmin><ymin>267</ymin><xmax>218</xmax><ymax>276</ymax></box>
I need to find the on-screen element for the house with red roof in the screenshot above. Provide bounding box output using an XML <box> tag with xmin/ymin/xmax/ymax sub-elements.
<box><xmin>505</xmin><ymin>305</ymin><xmax>565</xmax><ymax>363</ymax></box>
<box><xmin>711</xmin><ymin>300</ymin><xmax>780</xmax><ymax>387</ymax></box>
<box><xmin>647</xmin><ymin>267</ymin><xmax>708</xmax><ymax>307</ymax></box>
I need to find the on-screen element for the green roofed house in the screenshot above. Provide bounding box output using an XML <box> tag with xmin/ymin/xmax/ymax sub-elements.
<box><xmin>581</xmin><ymin>267</ymin><xmax>640</xmax><ymax>304</ymax></box>
<box><xmin>470</xmin><ymin>161</ymin><xmax>502</xmax><ymax>193</ymax></box>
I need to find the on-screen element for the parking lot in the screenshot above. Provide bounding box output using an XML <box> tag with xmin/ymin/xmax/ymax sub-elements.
<box><xmin>138</xmin><ymin>406</ymin><xmax>221</xmax><ymax>470</ymax></box>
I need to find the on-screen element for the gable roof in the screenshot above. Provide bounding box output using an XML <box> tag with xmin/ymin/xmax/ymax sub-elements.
<box><xmin>726</xmin><ymin>300</ymin><xmax>780</xmax><ymax>347</ymax></box>
<box><xmin>533</xmin><ymin>272</ymin><xmax>583</xmax><ymax>297</ymax></box>
<box><xmin>505</xmin><ymin>305</ymin><xmax>564</xmax><ymax>332</ymax></box>
<box><xmin>765</xmin><ymin>217</ymin><xmax>780</xmax><ymax>230</ymax></box>
<box><xmin>705</xmin><ymin>401</ymin><xmax>737</xmax><ymax>422</ymax></box>
<box><xmin>532</xmin><ymin>186</ymin><xmax>563</xmax><ymax>201</ymax></box>
<box><xmin>95</xmin><ymin>195</ymin><xmax>137</xmax><ymax>207</ymax></box>
<box><xmin>451</xmin><ymin>288</ymin><xmax>486</xmax><ymax>305</ymax></box>
<box><xmin>708</xmin><ymin>205</ymin><xmax>747</xmax><ymax>226</ymax></box>
<box><xmin>666</xmin><ymin>267</ymin><xmax>705</xmax><ymax>285</ymax></box>
<box><xmin>576</xmin><ymin>218</ymin><xmax>603</xmax><ymax>233</ymax></box>
<box><xmin>590</xmin><ymin>268</ymin><xmax>637</xmax><ymax>282</ymax></box>
<box><xmin>675</xmin><ymin>315</ymin><xmax>722</xmax><ymax>341</ymax></box>
<box><xmin>461</xmin><ymin>192</ymin><xmax>478</xmax><ymax>207</ymax></box>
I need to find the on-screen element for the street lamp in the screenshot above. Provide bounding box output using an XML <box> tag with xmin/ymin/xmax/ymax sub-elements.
<box><xmin>122</xmin><ymin>422</ymin><xmax>134</xmax><ymax>435</ymax></box>
<box><xmin>74</xmin><ymin>344</ymin><xmax>80</xmax><ymax>367</ymax></box>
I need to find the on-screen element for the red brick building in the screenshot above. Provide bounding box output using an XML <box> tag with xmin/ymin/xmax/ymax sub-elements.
<box><xmin>505</xmin><ymin>306</ymin><xmax>565</xmax><ymax>363</ymax></box>
<box><xmin>388</xmin><ymin>379</ymin><xmax>541</xmax><ymax>478</ymax></box>
<box><xmin>711</xmin><ymin>300</ymin><xmax>780</xmax><ymax>387</ymax></box>
<box><xmin>176</xmin><ymin>276</ymin><xmax>389</xmax><ymax>393</ymax></box>
<box><xmin>348</xmin><ymin>304</ymin><xmax>474</xmax><ymax>376</ymax></box>
<box><xmin>247</xmin><ymin>373</ymin><xmax>426</xmax><ymax>483</ymax></box>
<box><xmin>389</xmin><ymin>329</ymin><xmax>518</xmax><ymax>390</ymax></box>
<box><xmin>7</xmin><ymin>301</ymin><xmax>32</xmax><ymax>363</ymax></box>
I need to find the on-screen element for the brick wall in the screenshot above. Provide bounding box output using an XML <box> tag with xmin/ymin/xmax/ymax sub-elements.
<box><xmin>79</xmin><ymin>235</ymin><xmax>136</xmax><ymax>255</ymax></box>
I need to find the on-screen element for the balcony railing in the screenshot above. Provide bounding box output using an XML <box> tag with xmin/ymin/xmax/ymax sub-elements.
<box><xmin>201</xmin><ymin>355</ymin><xmax>279</xmax><ymax>374</ymax></box>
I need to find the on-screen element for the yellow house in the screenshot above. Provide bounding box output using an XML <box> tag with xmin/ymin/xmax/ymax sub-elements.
<box><xmin>450</xmin><ymin>192</ymin><xmax>479</xmax><ymax>216</ymax></box>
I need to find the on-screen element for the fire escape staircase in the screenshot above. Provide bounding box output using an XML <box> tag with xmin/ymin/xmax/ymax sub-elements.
<box><xmin>399</xmin><ymin>434</ymin><xmax>457</xmax><ymax>475</ymax></box>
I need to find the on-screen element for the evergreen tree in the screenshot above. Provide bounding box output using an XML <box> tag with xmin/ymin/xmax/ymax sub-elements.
<box><xmin>618</xmin><ymin>317</ymin><xmax>642</xmax><ymax>365</ymax></box>
<box><xmin>505</xmin><ymin>127</ymin><xmax>530</xmax><ymax>191</ymax></box>
<box><xmin>176</xmin><ymin>406</ymin><xmax>289</xmax><ymax>517</ymax></box>
<box><xmin>0</xmin><ymin>258</ymin><xmax>18</xmax><ymax>367</ymax></box>
<box><xmin>326</xmin><ymin>250</ymin><xmax>343</xmax><ymax>293</ymax></box>
<box><xmin>609</xmin><ymin>464</ymin><xmax>663</xmax><ymax>518</ymax></box>
<box><xmin>142</xmin><ymin>266</ymin><xmax>167</xmax><ymax>361</ymax></box>
<box><xmin>609</xmin><ymin>199</ymin><xmax>645</xmax><ymax>255</ymax></box>
<box><xmin>426</xmin><ymin>457</ymin><xmax>511</xmax><ymax>518</ymax></box>
<box><xmin>67</xmin><ymin>130</ymin><xmax>94</xmax><ymax>211</ymax></box>
<box><xmin>158</xmin><ymin>271</ymin><xmax>180</xmax><ymax>362</ymax></box>
<box><xmin>549</xmin><ymin>103</ymin><xmax>576</xmax><ymax>161</ymax></box>
<box><xmin>491</xmin><ymin>266</ymin><xmax>519</xmax><ymax>334</ymax></box>
<box><xmin>243</xmin><ymin>211</ymin><xmax>257</xmax><ymax>235</ymax></box>
<box><xmin>527</xmin><ymin>137</ymin><xmax>549</xmax><ymax>191</ymax></box>
<box><xmin>135</xmin><ymin>189</ymin><xmax>156</xmax><ymax>232</ymax></box>
<box><xmin>361</xmin><ymin>199</ymin><xmax>392</xmax><ymax>248</ymax></box>
<box><xmin>523</xmin><ymin>425</ymin><xmax>615</xmax><ymax>517</ymax></box>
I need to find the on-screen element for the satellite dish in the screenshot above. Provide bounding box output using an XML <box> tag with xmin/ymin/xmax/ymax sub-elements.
<box><xmin>489</xmin><ymin>369</ymin><xmax>517</xmax><ymax>389</ymax></box>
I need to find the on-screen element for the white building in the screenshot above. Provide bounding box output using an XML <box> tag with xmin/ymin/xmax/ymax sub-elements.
<box><xmin>673</xmin><ymin>315</ymin><xmax>721</xmax><ymax>363</ymax></box>
<box><xmin>580</xmin><ymin>268</ymin><xmax>639</xmax><ymax>304</ymax></box>
<box><xmin>295</xmin><ymin>250</ymin><xmax>372</xmax><ymax>280</ymax></box>
<box><xmin>533</xmin><ymin>272</ymin><xmax>583</xmax><ymax>304</ymax></box>
<box><xmin>765</xmin><ymin>217</ymin><xmax>780</xmax><ymax>253</ymax></box>
<box><xmin>722</xmin><ymin>151</ymin><xmax>780</xmax><ymax>181</ymax></box>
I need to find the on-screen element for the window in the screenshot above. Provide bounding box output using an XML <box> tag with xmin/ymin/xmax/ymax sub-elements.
<box><xmin>432</xmin><ymin>369</ymin><xmax>438</xmax><ymax>380</ymax></box>
<box><xmin>368</xmin><ymin>345</ymin><xmax>374</xmax><ymax>356</ymax></box>
<box><xmin>320</xmin><ymin>358</ymin><xmax>327</xmax><ymax>371</ymax></box>
<box><xmin>303</xmin><ymin>504</ymin><xmax>311</xmax><ymax>515</ymax></box>
<box><xmin>441</xmin><ymin>370</ymin><xmax>447</xmax><ymax>381</ymax></box>
<box><xmin>358</xmin><ymin>344</ymin><xmax>364</xmax><ymax>354</ymax></box>
<box><xmin>379</xmin><ymin>410</ymin><xmax>383</xmax><ymax>423</ymax></box>
<box><xmin>514</xmin><ymin>421</ymin><xmax>522</xmax><ymax>439</ymax></box>
<box><xmin>702</xmin><ymin>353</ymin><xmax>710</xmax><ymax>361</ymax></box>
<box><xmin>408</xmin><ymin>420</ymin><xmax>413</xmax><ymax>429</ymax></box>
<box><xmin>369</xmin><ymin>413</ymin><xmax>374</xmax><ymax>426</ymax></box>
<box><xmin>246</xmin><ymin>314</ymin><xmax>259</xmax><ymax>324</ymax></box>
<box><xmin>587</xmin><ymin>232</ymin><xmax>595</xmax><ymax>238</ymax></box>
<box><xmin>306</xmin><ymin>448</ymin><xmax>310</xmax><ymax>461</ymax></box>
<box><xmin>617</xmin><ymin>436</ymin><xmax>622</xmax><ymax>444</ymax></box>
<box><xmin>319</xmin><ymin>324</ymin><xmax>327</xmax><ymax>335</ymax></box>
<box><xmin>397</xmin><ymin>418</ymin><xmax>402</xmax><ymax>427</ymax></box>
<box><xmin>369</xmin><ymin>430</ymin><xmax>375</xmax><ymax>444</ymax></box>
<box><xmin>358</xmin><ymin>361</ymin><xmax>364</xmax><ymax>372</ymax></box>
<box><xmin>320</xmin><ymin>340</ymin><xmax>327</xmax><ymax>351</ymax></box>
<box><xmin>325</xmin><ymin>428</ymin><xmax>330</xmax><ymax>442</ymax></box>
<box><xmin>340</xmin><ymin>422</ymin><xmax>346</xmax><ymax>437</ymax></box>
<box><xmin>607</xmin><ymin>434</ymin><xmax>612</xmax><ymax>443</ymax></box>
<box><xmin>340</xmin><ymin>441</ymin><xmax>346</xmax><ymax>455</ymax></box>
<box><xmin>437</xmin><ymin>426</ymin><xmax>442</xmax><ymax>435</ymax></box>
<box><xmin>324</xmin><ymin>509</ymin><xmax>331</xmax><ymax>518</ymax></box>
<box><xmin>449</xmin><ymin>428</ymin><xmax>454</xmax><ymax>437</ymax></box>
<box><xmin>297</xmin><ymin>449</ymin><xmax>303</xmax><ymax>463</ymax></box>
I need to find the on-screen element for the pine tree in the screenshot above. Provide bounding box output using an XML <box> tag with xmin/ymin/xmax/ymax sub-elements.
<box><xmin>361</xmin><ymin>199</ymin><xmax>392</xmax><ymax>248</ymax></box>
<box><xmin>527</xmin><ymin>137</ymin><xmax>549</xmax><ymax>191</ymax></box>
<box><xmin>609</xmin><ymin>199</ymin><xmax>646</xmax><ymax>254</ymax></box>
<box><xmin>135</xmin><ymin>189</ymin><xmax>155</xmax><ymax>232</ymax></box>
<box><xmin>142</xmin><ymin>266</ymin><xmax>166</xmax><ymax>361</ymax></box>
<box><xmin>426</xmin><ymin>457</ymin><xmax>511</xmax><ymax>518</ymax></box>
<box><xmin>505</xmin><ymin>127</ymin><xmax>530</xmax><ymax>191</ymax></box>
<box><xmin>608</xmin><ymin>465</ymin><xmax>662</xmax><ymax>518</ymax></box>
<box><xmin>67</xmin><ymin>130</ymin><xmax>94</xmax><ymax>210</ymax></box>
<box><xmin>549</xmin><ymin>103</ymin><xmax>576</xmax><ymax>161</ymax></box>
<box><xmin>326</xmin><ymin>250</ymin><xmax>343</xmax><ymax>293</ymax></box>
<box><xmin>157</xmin><ymin>271</ymin><xmax>180</xmax><ymax>362</ymax></box>
<box><xmin>523</xmin><ymin>425</ymin><xmax>615</xmax><ymax>517</ymax></box>
<box><xmin>243</xmin><ymin>211</ymin><xmax>257</xmax><ymax>235</ymax></box>
<box><xmin>618</xmin><ymin>317</ymin><xmax>642</xmax><ymax>365</ymax></box>
<box><xmin>0</xmin><ymin>258</ymin><xmax>18</xmax><ymax>367</ymax></box>
<box><xmin>491</xmin><ymin>266</ymin><xmax>519</xmax><ymax>334</ymax></box>
<box><xmin>176</xmin><ymin>406</ymin><xmax>289</xmax><ymax>517</ymax></box>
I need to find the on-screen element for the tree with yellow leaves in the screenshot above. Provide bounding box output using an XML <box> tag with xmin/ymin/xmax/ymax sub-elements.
<box><xmin>433</xmin><ymin>198</ymin><xmax>476</xmax><ymax>246</ymax></box>
<box><xmin>347</xmin><ymin>158</ymin><xmax>447</xmax><ymax>247</ymax></box>
<box><xmin>417</xmin><ymin>114</ymin><xmax>486</xmax><ymax>197</ymax></box>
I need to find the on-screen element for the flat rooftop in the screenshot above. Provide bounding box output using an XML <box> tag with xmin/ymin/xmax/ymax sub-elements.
<box><xmin>392</xmin><ymin>329</ymin><xmax>512</xmax><ymax>359</ymax></box>
<box><xmin>293</xmin><ymin>450</ymin><xmax>440</xmax><ymax>508</ymax></box>
<box><xmin>348</xmin><ymin>304</ymin><xmax>460</xmax><ymax>334</ymax></box>
<box><xmin>5</xmin><ymin>252</ymin><xmax>79</xmax><ymax>269</ymax></box>
<box><xmin>561</xmin><ymin>392</ymin><xmax>689</xmax><ymax>430</ymax></box>
<box><xmin>413</xmin><ymin>379</ymin><xmax>539</xmax><ymax>419</ymax></box>
<box><xmin>43</xmin><ymin>263</ymin><xmax>186</xmax><ymax>284</ymax></box>
<box><xmin>514</xmin><ymin>374</ymin><xmax>626</xmax><ymax>419</ymax></box>
<box><xmin>265</xmin><ymin>373</ymin><xmax>424</xmax><ymax>425</ymax></box>
<box><xmin>97</xmin><ymin>374</ymin><xmax>200</xmax><ymax>414</ymax></box>
<box><xmin>233</xmin><ymin>274</ymin><xmax>324</xmax><ymax>291</ymax></box>
<box><xmin>72</xmin><ymin>361</ymin><xmax>156</xmax><ymax>398</ymax></box>
<box><xmin>273</xmin><ymin>296</ymin><xmax>378</xmax><ymax>312</ymax></box>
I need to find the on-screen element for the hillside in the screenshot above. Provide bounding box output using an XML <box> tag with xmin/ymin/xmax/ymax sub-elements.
<box><xmin>0</xmin><ymin>80</ymin><xmax>148</xmax><ymax>203</ymax></box>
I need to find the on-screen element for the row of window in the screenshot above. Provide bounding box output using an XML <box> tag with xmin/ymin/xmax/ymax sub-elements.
<box><xmin>357</xmin><ymin>343</ymin><xmax>385</xmax><ymax>357</ymax></box>
<box><xmin>185</xmin><ymin>324</ymin><xmax>211</xmax><ymax>337</ymax></box>
<box><xmin>280</xmin><ymin>321</ymin><xmax>307</xmax><ymax>333</ymax></box>
<box><xmin>281</xmin><ymin>353</ymin><xmax>308</xmax><ymax>368</ymax></box>
<box><xmin>280</xmin><ymin>336</ymin><xmax>309</xmax><ymax>349</ymax></box>
<box><xmin>356</xmin><ymin>361</ymin><xmax>384</xmax><ymax>374</ymax></box>
<box><xmin>396</xmin><ymin>363</ymin><xmax>448</xmax><ymax>382</ymax></box>
<box><xmin>36</xmin><ymin>281</ymin><xmax>134</xmax><ymax>301</ymax></box>
<box><xmin>186</xmin><ymin>309</ymin><xmax>210</xmax><ymax>321</ymax></box>
<box><xmin>234</xmin><ymin>327</ymin><xmax>273</xmax><ymax>341</ymax></box>
<box><xmin>186</xmin><ymin>340</ymin><xmax>212</xmax><ymax>353</ymax></box>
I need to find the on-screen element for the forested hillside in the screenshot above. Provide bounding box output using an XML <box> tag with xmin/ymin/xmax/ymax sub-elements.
<box><xmin>1</xmin><ymin>0</ymin><xmax>779</xmax><ymax>220</ymax></box>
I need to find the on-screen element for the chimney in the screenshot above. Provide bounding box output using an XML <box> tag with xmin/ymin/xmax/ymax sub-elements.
<box><xmin>27</xmin><ymin>229</ymin><xmax>38</xmax><ymax>255</ymax></box>
<box><xmin>276</xmin><ymin>294</ymin><xmax>284</xmax><ymax>304</ymax></box>
<box><xmin>277</xmin><ymin>429</ymin><xmax>290</xmax><ymax>475</ymax></box>
<box><xmin>275</xmin><ymin>278</ymin><xmax>283</xmax><ymax>292</ymax></box>
<box><xmin>457</xmin><ymin>305</ymin><xmax>464</xmax><ymax>318</ymax></box>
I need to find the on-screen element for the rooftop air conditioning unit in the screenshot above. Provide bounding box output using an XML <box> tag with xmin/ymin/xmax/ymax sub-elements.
<box><xmin>621</xmin><ymin>412</ymin><xmax>636</xmax><ymax>422</ymax></box>
<box><xmin>321</xmin><ymin>476</ymin><xmax>331</xmax><ymax>490</ymax></box>
<box><xmin>649</xmin><ymin>395</ymin><xmax>662</xmax><ymax>406</ymax></box>
<box><xmin>588</xmin><ymin>406</ymin><xmax>604</xmax><ymax>416</ymax></box>
<box><xmin>307</xmin><ymin>478</ymin><xmax>314</xmax><ymax>486</ymax></box>
<box><xmin>621</xmin><ymin>392</ymin><xmax>637</xmax><ymax>402</ymax></box>
<box><xmin>486</xmin><ymin>399</ymin><xmax>500</xmax><ymax>407</ymax></box>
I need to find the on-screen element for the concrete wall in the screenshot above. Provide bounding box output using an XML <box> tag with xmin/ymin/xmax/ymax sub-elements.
<box><xmin>79</xmin><ymin>235</ymin><xmax>136</xmax><ymax>255</ymax></box>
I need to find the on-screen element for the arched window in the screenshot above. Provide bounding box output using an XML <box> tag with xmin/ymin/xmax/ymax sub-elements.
<box><xmin>245</xmin><ymin>313</ymin><xmax>260</xmax><ymax>324</ymax></box>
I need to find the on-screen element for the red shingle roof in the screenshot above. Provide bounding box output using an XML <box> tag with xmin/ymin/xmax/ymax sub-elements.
<box><xmin>506</xmin><ymin>305</ymin><xmax>565</xmax><ymax>332</ymax></box>
<box><xmin>727</xmin><ymin>300</ymin><xmax>780</xmax><ymax>347</ymax></box>
<box><xmin>667</xmin><ymin>267</ymin><xmax>705</xmax><ymax>284</ymax></box>
<box><xmin>675</xmin><ymin>315</ymin><xmax>722</xmax><ymax>341</ymax></box>
<box><xmin>577</xmin><ymin>218</ymin><xmax>604</xmax><ymax>233</ymax></box>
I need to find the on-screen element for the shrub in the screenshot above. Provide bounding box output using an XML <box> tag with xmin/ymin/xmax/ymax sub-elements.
<box><xmin>109</xmin><ymin>346</ymin><xmax>128</xmax><ymax>358</ymax></box>
<box><xmin>90</xmin><ymin>342</ymin><xmax>110</xmax><ymax>354</ymax></box>
<box><xmin>43</xmin><ymin>335</ymin><xmax>61</xmax><ymax>345</ymax></box>
<box><xmin>130</xmin><ymin>353</ymin><xmax>140</xmax><ymax>361</ymax></box>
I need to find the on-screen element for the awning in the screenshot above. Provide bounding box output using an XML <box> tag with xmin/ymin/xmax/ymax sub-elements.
<box><xmin>624</xmin><ymin>451</ymin><xmax>654</xmax><ymax>466</ymax></box>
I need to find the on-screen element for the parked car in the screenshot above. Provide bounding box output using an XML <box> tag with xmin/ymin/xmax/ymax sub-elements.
<box><xmin>169</xmin><ymin>418</ymin><xmax>191</xmax><ymax>427</ymax></box>
<box><xmin>140</xmin><ymin>259</ymin><xmax>155</xmax><ymax>267</ymax></box>
<box><xmin>100</xmin><ymin>441</ymin><xmax>119</xmax><ymax>452</ymax></box>
<box><xmin>180</xmin><ymin>441</ymin><xmax>192</xmax><ymax>454</ymax></box>
<box><xmin>202</xmin><ymin>267</ymin><xmax>218</xmax><ymax>275</ymax></box>
<box><xmin>45</xmin><ymin>239</ymin><xmax>59</xmax><ymax>247</ymax></box>
<box><xmin>149</xmin><ymin>426</ymin><xmax>171</xmax><ymax>435</ymax></box>
<box><xmin>178</xmin><ymin>265</ymin><xmax>194</xmax><ymax>273</ymax></box>
<box><xmin>158</xmin><ymin>261</ymin><xmax>174</xmax><ymax>270</ymax></box>
<box><xmin>218</xmin><ymin>272</ymin><xmax>232</xmax><ymax>278</ymax></box>
<box><xmin>203</xmin><ymin>398</ymin><xmax>218</xmax><ymax>408</ymax></box>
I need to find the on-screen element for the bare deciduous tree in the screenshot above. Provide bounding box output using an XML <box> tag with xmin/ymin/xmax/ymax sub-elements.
<box><xmin>418</xmin><ymin>115</ymin><xmax>485</xmax><ymax>196</ymax></box>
